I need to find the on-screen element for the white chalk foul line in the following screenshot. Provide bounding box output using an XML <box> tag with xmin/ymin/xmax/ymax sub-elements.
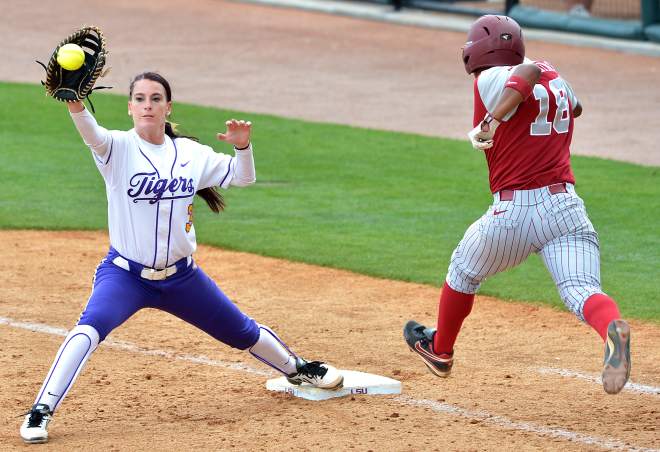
<box><xmin>396</xmin><ymin>395</ymin><xmax>658</xmax><ymax>452</ymax></box>
<box><xmin>0</xmin><ymin>316</ymin><xmax>272</xmax><ymax>377</ymax></box>
<box><xmin>3</xmin><ymin>316</ymin><xmax>658</xmax><ymax>452</ymax></box>
<box><xmin>537</xmin><ymin>367</ymin><xmax>660</xmax><ymax>396</ymax></box>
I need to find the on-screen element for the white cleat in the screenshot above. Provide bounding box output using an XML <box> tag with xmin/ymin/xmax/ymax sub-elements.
<box><xmin>286</xmin><ymin>358</ymin><xmax>344</xmax><ymax>389</ymax></box>
<box><xmin>20</xmin><ymin>403</ymin><xmax>53</xmax><ymax>444</ymax></box>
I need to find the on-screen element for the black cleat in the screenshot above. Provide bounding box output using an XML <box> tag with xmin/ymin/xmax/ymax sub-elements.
<box><xmin>403</xmin><ymin>320</ymin><xmax>453</xmax><ymax>377</ymax></box>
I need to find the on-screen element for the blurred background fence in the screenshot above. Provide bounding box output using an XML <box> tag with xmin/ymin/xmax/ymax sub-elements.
<box><xmin>344</xmin><ymin>0</ymin><xmax>660</xmax><ymax>41</ymax></box>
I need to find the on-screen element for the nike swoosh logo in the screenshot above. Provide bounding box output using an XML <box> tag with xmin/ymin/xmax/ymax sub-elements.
<box><xmin>180</xmin><ymin>160</ymin><xmax>191</xmax><ymax>167</ymax></box>
<box><xmin>47</xmin><ymin>391</ymin><xmax>60</xmax><ymax>397</ymax></box>
<box><xmin>493</xmin><ymin>210</ymin><xmax>507</xmax><ymax>216</ymax></box>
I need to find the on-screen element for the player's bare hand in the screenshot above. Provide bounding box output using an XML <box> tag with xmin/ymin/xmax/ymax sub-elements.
<box><xmin>468</xmin><ymin>114</ymin><xmax>500</xmax><ymax>151</ymax></box>
<box><xmin>217</xmin><ymin>119</ymin><xmax>252</xmax><ymax>149</ymax></box>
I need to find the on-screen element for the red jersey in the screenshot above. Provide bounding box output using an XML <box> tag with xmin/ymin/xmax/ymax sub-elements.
<box><xmin>473</xmin><ymin>60</ymin><xmax>578</xmax><ymax>193</ymax></box>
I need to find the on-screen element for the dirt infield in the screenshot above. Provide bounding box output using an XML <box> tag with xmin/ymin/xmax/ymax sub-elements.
<box><xmin>2</xmin><ymin>0</ymin><xmax>660</xmax><ymax>450</ymax></box>
<box><xmin>1</xmin><ymin>231</ymin><xmax>659</xmax><ymax>450</ymax></box>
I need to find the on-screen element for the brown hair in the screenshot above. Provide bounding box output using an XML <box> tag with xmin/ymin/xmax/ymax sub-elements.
<box><xmin>129</xmin><ymin>72</ymin><xmax>225</xmax><ymax>213</ymax></box>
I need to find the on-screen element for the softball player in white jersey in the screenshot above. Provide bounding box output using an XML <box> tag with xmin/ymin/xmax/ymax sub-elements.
<box><xmin>20</xmin><ymin>72</ymin><xmax>343</xmax><ymax>444</ymax></box>
<box><xmin>404</xmin><ymin>15</ymin><xmax>630</xmax><ymax>396</ymax></box>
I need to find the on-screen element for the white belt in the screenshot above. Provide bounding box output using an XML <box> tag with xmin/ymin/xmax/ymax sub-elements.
<box><xmin>140</xmin><ymin>265</ymin><xmax>178</xmax><ymax>280</ymax></box>
<box><xmin>112</xmin><ymin>256</ymin><xmax>192</xmax><ymax>281</ymax></box>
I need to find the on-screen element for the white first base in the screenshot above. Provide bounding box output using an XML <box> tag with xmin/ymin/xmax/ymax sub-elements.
<box><xmin>266</xmin><ymin>370</ymin><xmax>401</xmax><ymax>401</ymax></box>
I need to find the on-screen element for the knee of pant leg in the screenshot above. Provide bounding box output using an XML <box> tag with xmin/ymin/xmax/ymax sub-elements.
<box><xmin>557</xmin><ymin>284</ymin><xmax>601</xmax><ymax>322</ymax></box>
<box><xmin>67</xmin><ymin>324</ymin><xmax>100</xmax><ymax>350</ymax></box>
<box><xmin>226</xmin><ymin>318</ymin><xmax>260</xmax><ymax>350</ymax></box>
<box><xmin>76</xmin><ymin>316</ymin><xmax>109</xmax><ymax>343</ymax></box>
<box><xmin>446</xmin><ymin>262</ymin><xmax>481</xmax><ymax>294</ymax></box>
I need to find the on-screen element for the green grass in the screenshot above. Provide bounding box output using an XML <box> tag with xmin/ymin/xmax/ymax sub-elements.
<box><xmin>1</xmin><ymin>82</ymin><xmax>658</xmax><ymax>321</ymax></box>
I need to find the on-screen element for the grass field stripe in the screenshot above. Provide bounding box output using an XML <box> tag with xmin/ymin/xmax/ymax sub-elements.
<box><xmin>3</xmin><ymin>316</ymin><xmax>657</xmax><ymax>451</ymax></box>
<box><xmin>396</xmin><ymin>395</ymin><xmax>659</xmax><ymax>452</ymax></box>
<box><xmin>536</xmin><ymin>367</ymin><xmax>660</xmax><ymax>396</ymax></box>
<box><xmin>0</xmin><ymin>316</ymin><xmax>273</xmax><ymax>377</ymax></box>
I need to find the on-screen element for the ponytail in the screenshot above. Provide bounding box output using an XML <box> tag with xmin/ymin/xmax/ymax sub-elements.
<box><xmin>164</xmin><ymin>121</ymin><xmax>177</xmax><ymax>138</ymax></box>
<box><xmin>196</xmin><ymin>187</ymin><xmax>225</xmax><ymax>213</ymax></box>
<box><xmin>165</xmin><ymin>121</ymin><xmax>225</xmax><ymax>214</ymax></box>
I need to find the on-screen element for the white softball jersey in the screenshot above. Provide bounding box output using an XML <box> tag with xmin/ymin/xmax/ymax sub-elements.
<box><xmin>71</xmin><ymin>108</ymin><xmax>255</xmax><ymax>269</ymax></box>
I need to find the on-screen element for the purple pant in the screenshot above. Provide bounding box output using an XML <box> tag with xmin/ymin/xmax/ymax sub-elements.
<box><xmin>78</xmin><ymin>248</ymin><xmax>259</xmax><ymax>349</ymax></box>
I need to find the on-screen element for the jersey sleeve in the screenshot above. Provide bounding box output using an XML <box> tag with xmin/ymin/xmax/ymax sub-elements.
<box><xmin>476</xmin><ymin>65</ymin><xmax>519</xmax><ymax>122</ymax></box>
<box><xmin>196</xmin><ymin>143</ymin><xmax>235</xmax><ymax>190</ymax></box>
<box><xmin>70</xmin><ymin>108</ymin><xmax>128</xmax><ymax>185</ymax></box>
<box><xmin>70</xmin><ymin>108</ymin><xmax>111</xmax><ymax>157</ymax></box>
<box><xmin>230</xmin><ymin>144</ymin><xmax>256</xmax><ymax>187</ymax></box>
<box><xmin>92</xmin><ymin>130</ymin><xmax>133</xmax><ymax>188</ymax></box>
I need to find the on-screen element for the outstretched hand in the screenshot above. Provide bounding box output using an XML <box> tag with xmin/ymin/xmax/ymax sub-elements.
<box><xmin>217</xmin><ymin>119</ymin><xmax>251</xmax><ymax>149</ymax></box>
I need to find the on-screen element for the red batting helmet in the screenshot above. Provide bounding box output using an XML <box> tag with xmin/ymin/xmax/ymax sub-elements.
<box><xmin>462</xmin><ymin>15</ymin><xmax>525</xmax><ymax>74</ymax></box>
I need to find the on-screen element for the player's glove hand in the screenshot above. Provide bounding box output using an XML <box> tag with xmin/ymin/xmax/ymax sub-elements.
<box><xmin>37</xmin><ymin>26</ymin><xmax>110</xmax><ymax>113</ymax></box>
<box><xmin>468</xmin><ymin>113</ymin><xmax>500</xmax><ymax>151</ymax></box>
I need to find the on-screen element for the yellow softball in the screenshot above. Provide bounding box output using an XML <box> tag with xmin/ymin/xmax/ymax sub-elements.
<box><xmin>56</xmin><ymin>43</ymin><xmax>85</xmax><ymax>71</ymax></box>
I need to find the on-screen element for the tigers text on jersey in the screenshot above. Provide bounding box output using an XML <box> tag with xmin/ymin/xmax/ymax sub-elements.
<box><xmin>474</xmin><ymin>60</ymin><xmax>578</xmax><ymax>193</ymax></box>
<box><xmin>71</xmin><ymin>109</ymin><xmax>253</xmax><ymax>269</ymax></box>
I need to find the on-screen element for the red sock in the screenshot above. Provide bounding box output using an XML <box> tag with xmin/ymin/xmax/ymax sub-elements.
<box><xmin>583</xmin><ymin>293</ymin><xmax>621</xmax><ymax>341</ymax></box>
<box><xmin>433</xmin><ymin>282</ymin><xmax>475</xmax><ymax>355</ymax></box>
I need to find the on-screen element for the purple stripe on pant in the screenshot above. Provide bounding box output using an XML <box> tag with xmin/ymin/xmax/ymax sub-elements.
<box><xmin>78</xmin><ymin>248</ymin><xmax>259</xmax><ymax>349</ymax></box>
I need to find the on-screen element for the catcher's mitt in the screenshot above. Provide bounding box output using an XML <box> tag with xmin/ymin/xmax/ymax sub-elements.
<box><xmin>37</xmin><ymin>26</ymin><xmax>110</xmax><ymax>112</ymax></box>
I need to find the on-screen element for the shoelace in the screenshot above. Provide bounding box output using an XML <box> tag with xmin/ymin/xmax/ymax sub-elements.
<box><xmin>298</xmin><ymin>361</ymin><xmax>328</xmax><ymax>379</ymax></box>
<box><xmin>414</xmin><ymin>326</ymin><xmax>433</xmax><ymax>345</ymax></box>
<box><xmin>26</xmin><ymin>411</ymin><xmax>47</xmax><ymax>428</ymax></box>
<box><xmin>415</xmin><ymin>327</ymin><xmax>452</xmax><ymax>359</ymax></box>
<box><xmin>20</xmin><ymin>406</ymin><xmax>51</xmax><ymax>427</ymax></box>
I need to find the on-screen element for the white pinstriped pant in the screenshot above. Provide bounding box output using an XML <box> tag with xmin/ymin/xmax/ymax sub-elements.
<box><xmin>446</xmin><ymin>183</ymin><xmax>602</xmax><ymax>320</ymax></box>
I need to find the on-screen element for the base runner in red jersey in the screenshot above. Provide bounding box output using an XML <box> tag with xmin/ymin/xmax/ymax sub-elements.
<box><xmin>403</xmin><ymin>15</ymin><xmax>631</xmax><ymax>395</ymax></box>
